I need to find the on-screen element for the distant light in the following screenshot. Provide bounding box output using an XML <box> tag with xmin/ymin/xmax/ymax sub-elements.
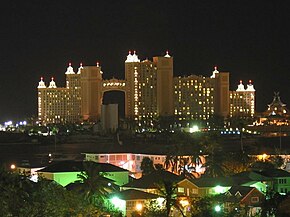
<box><xmin>135</xmin><ymin>203</ymin><xmax>143</xmax><ymax>211</ymax></box>
<box><xmin>108</xmin><ymin>182</ymin><xmax>112</xmax><ymax>186</ymax></box>
<box><xmin>214</xmin><ymin>205</ymin><xmax>221</xmax><ymax>212</ymax></box>
<box><xmin>179</xmin><ymin>199</ymin><xmax>189</xmax><ymax>207</ymax></box>
<box><xmin>189</xmin><ymin>125</ymin><xmax>199</xmax><ymax>133</ymax></box>
<box><xmin>214</xmin><ymin>185</ymin><xmax>224</xmax><ymax>194</ymax></box>
<box><xmin>110</xmin><ymin>196</ymin><xmax>126</xmax><ymax>211</ymax></box>
<box><xmin>156</xmin><ymin>197</ymin><xmax>165</xmax><ymax>206</ymax></box>
<box><xmin>5</xmin><ymin>121</ymin><xmax>12</xmax><ymax>126</ymax></box>
<box><xmin>10</xmin><ymin>164</ymin><xmax>16</xmax><ymax>170</ymax></box>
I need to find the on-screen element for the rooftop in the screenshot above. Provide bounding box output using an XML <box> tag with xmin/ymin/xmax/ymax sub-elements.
<box><xmin>110</xmin><ymin>189</ymin><xmax>159</xmax><ymax>200</ymax></box>
<box><xmin>38</xmin><ymin>160</ymin><xmax>128</xmax><ymax>173</ymax></box>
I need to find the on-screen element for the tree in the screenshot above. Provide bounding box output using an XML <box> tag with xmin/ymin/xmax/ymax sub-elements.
<box><xmin>74</xmin><ymin>161</ymin><xmax>116</xmax><ymax>215</ymax></box>
<box><xmin>156</xmin><ymin>180</ymin><xmax>185</xmax><ymax>217</ymax></box>
<box><xmin>222</xmin><ymin>151</ymin><xmax>251</xmax><ymax>176</ymax></box>
<box><xmin>203</xmin><ymin>141</ymin><xmax>225</xmax><ymax>178</ymax></box>
<box><xmin>140</xmin><ymin>157</ymin><xmax>155</xmax><ymax>176</ymax></box>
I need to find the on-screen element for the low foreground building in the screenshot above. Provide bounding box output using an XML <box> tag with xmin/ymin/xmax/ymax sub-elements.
<box><xmin>37</xmin><ymin>160</ymin><xmax>129</xmax><ymax>186</ymax></box>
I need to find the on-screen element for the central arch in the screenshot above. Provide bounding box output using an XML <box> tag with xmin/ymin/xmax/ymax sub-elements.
<box><xmin>101</xmin><ymin>78</ymin><xmax>127</xmax><ymax>117</ymax></box>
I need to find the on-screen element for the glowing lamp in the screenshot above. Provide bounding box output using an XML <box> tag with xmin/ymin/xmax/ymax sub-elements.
<box><xmin>135</xmin><ymin>203</ymin><xmax>143</xmax><ymax>211</ymax></box>
<box><xmin>214</xmin><ymin>205</ymin><xmax>221</xmax><ymax>212</ymax></box>
<box><xmin>189</xmin><ymin>125</ymin><xmax>199</xmax><ymax>133</ymax></box>
<box><xmin>214</xmin><ymin>185</ymin><xmax>224</xmax><ymax>194</ymax></box>
<box><xmin>10</xmin><ymin>164</ymin><xmax>16</xmax><ymax>170</ymax></box>
<box><xmin>179</xmin><ymin>199</ymin><xmax>189</xmax><ymax>207</ymax></box>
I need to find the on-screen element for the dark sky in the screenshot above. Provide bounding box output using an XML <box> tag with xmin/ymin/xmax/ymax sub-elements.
<box><xmin>1</xmin><ymin>1</ymin><xmax>290</xmax><ymax>122</ymax></box>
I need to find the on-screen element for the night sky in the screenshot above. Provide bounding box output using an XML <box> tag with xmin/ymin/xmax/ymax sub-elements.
<box><xmin>1</xmin><ymin>1</ymin><xmax>290</xmax><ymax>122</ymax></box>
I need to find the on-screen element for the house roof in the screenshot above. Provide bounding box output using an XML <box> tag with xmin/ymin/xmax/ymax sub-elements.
<box><xmin>191</xmin><ymin>177</ymin><xmax>234</xmax><ymax>188</ymax></box>
<box><xmin>110</xmin><ymin>189</ymin><xmax>160</xmax><ymax>200</ymax></box>
<box><xmin>228</xmin><ymin>186</ymin><xmax>255</xmax><ymax>197</ymax></box>
<box><xmin>123</xmin><ymin>170</ymin><xmax>182</xmax><ymax>189</ymax></box>
<box><xmin>37</xmin><ymin>160</ymin><xmax>128</xmax><ymax>173</ymax></box>
<box><xmin>253</xmin><ymin>169</ymin><xmax>290</xmax><ymax>178</ymax></box>
<box><xmin>231</xmin><ymin>171</ymin><xmax>271</xmax><ymax>182</ymax></box>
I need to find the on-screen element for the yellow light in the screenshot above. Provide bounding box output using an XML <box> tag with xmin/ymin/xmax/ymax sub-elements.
<box><xmin>135</xmin><ymin>203</ymin><xmax>143</xmax><ymax>211</ymax></box>
<box><xmin>179</xmin><ymin>199</ymin><xmax>189</xmax><ymax>207</ymax></box>
<box><xmin>262</xmin><ymin>153</ymin><xmax>267</xmax><ymax>161</ymax></box>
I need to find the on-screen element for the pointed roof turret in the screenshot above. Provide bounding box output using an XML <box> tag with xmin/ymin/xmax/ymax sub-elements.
<box><xmin>210</xmin><ymin>66</ymin><xmax>219</xmax><ymax>78</ymax></box>
<box><xmin>77</xmin><ymin>63</ymin><xmax>83</xmax><ymax>74</ymax></box>
<box><xmin>267</xmin><ymin>92</ymin><xmax>288</xmax><ymax>116</ymax></box>
<box><xmin>164</xmin><ymin>50</ymin><xmax>171</xmax><ymax>58</ymax></box>
<box><xmin>236</xmin><ymin>80</ymin><xmax>245</xmax><ymax>91</ymax></box>
<box><xmin>48</xmin><ymin>77</ymin><xmax>57</xmax><ymax>88</ymax></box>
<box><xmin>65</xmin><ymin>63</ymin><xmax>75</xmax><ymax>74</ymax></box>
<box><xmin>125</xmin><ymin>50</ymin><xmax>140</xmax><ymax>63</ymax></box>
<box><xmin>246</xmin><ymin>80</ymin><xmax>255</xmax><ymax>91</ymax></box>
<box><xmin>38</xmin><ymin>77</ymin><xmax>46</xmax><ymax>88</ymax></box>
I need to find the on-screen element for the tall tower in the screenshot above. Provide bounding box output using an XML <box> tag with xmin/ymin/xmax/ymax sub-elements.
<box><xmin>154</xmin><ymin>52</ymin><xmax>174</xmax><ymax>116</ymax></box>
<box><xmin>80</xmin><ymin>63</ymin><xmax>103</xmax><ymax>121</ymax></box>
<box><xmin>125</xmin><ymin>51</ymin><xmax>140</xmax><ymax>119</ymax></box>
<box><xmin>212</xmin><ymin>67</ymin><xmax>230</xmax><ymax>117</ymax></box>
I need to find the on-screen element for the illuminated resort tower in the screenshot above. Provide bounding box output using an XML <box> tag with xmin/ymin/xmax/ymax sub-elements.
<box><xmin>37</xmin><ymin>64</ymin><xmax>82</xmax><ymax>123</ymax></box>
<box><xmin>229</xmin><ymin>80</ymin><xmax>255</xmax><ymax>117</ymax></box>
<box><xmin>173</xmin><ymin>67</ymin><xmax>230</xmax><ymax>121</ymax></box>
<box><xmin>125</xmin><ymin>51</ymin><xmax>174</xmax><ymax>119</ymax></box>
<box><xmin>37</xmin><ymin>51</ymin><xmax>254</xmax><ymax>125</ymax></box>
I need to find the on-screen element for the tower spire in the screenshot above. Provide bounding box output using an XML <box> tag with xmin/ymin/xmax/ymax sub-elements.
<box><xmin>65</xmin><ymin>62</ymin><xmax>75</xmax><ymax>74</ymax></box>
<box><xmin>48</xmin><ymin>77</ymin><xmax>57</xmax><ymax>88</ymax></box>
<box><xmin>38</xmin><ymin>77</ymin><xmax>46</xmax><ymax>88</ymax></box>
<box><xmin>77</xmin><ymin>62</ymin><xmax>83</xmax><ymax>74</ymax></box>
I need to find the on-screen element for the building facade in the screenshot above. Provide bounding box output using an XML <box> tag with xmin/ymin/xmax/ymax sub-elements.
<box><xmin>229</xmin><ymin>80</ymin><xmax>256</xmax><ymax>117</ymax></box>
<box><xmin>37</xmin><ymin>51</ymin><xmax>254</xmax><ymax>124</ymax></box>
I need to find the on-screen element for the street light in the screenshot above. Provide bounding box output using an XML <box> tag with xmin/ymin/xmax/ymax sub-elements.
<box><xmin>10</xmin><ymin>164</ymin><xmax>16</xmax><ymax>170</ymax></box>
<box><xmin>135</xmin><ymin>203</ymin><xmax>143</xmax><ymax>212</ymax></box>
<box><xmin>214</xmin><ymin>205</ymin><xmax>221</xmax><ymax>212</ymax></box>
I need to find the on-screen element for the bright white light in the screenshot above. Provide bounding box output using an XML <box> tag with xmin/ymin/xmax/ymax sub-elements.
<box><xmin>156</xmin><ymin>197</ymin><xmax>165</xmax><ymax>206</ymax></box>
<box><xmin>10</xmin><ymin>164</ymin><xmax>16</xmax><ymax>170</ymax></box>
<box><xmin>5</xmin><ymin>121</ymin><xmax>12</xmax><ymax>126</ymax></box>
<box><xmin>111</xmin><ymin>196</ymin><xmax>126</xmax><ymax>211</ymax></box>
<box><xmin>214</xmin><ymin>185</ymin><xmax>224</xmax><ymax>194</ymax></box>
<box><xmin>214</xmin><ymin>205</ymin><xmax>221</xmax><ymax>212</ymax></box>
<box><xmin>135</xmin><ymin>203</ymin><xmax>143</xmax><ymax>211</ymax></box>
<box><xmin>189</xmin><ymin>125</ymin><xmax>199</xmax><ymax>133</ymax></box>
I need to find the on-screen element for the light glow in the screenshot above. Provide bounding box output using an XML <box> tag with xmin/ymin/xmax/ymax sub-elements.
<box><xmin>135</xmin><ymin>203</ymin><xmax>143</xmax><ymax>211</ymax></box>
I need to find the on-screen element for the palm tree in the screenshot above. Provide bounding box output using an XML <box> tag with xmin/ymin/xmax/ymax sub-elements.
<box><xmin>75</xmin><ymin>162</ymin><xmax>114</xmax><ymax>205</ymax></box>
<box><xmin>203</xmin><ymin>141</ymin><xmax>225</xmax><ymax>178</ymax></box>
<box><xmin>156</xmin><ymin>180</ymin><xmax>185</xmax><ymax>217</ymax></box>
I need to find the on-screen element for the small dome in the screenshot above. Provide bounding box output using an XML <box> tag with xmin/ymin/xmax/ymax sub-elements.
<box><xmin>164</xmin><ymin>51</ymin><xmax>171</xmax><ymax>58</ymax></box>
<box><xmin>246</xmin><ymin>80</ymin><xmax>255</xmax><ymax>91</ymax></box>
<box><xmin>65</xmin><ymin>63</ymin><xmax>75</xmax><ymax>74</ymax></box>
<box><xmin>210</xmin><ymin>66</ymin><xmax>219</xmax><ymax>78</ymax></box>
<box><xmin>77</xmin><ymin>63</ymin><xmax>83</xmax><ymax>74</ymax></box>
<box><xmin>38</xmin><ymin>77</ymin><xmax>46</xmax><ymax>88</ymax></box>
<box><xmin>236</xmin><ymin>80</ymin><xmax>245</xmax><ymax>91</ymax></box>
<box><xmin>48</xmin><ymin>77</ymin><xmax>57</xmax><ymax>88</ymax></box>
<box><xmin>125</xmin><ymin>50</ymin><xmax>140</xmax><ymax>63</ymax></box>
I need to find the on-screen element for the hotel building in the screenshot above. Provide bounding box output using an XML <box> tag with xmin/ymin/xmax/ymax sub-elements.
<box><xmin>37</xmin><ymin>51</ymin><xmax>255</xmax><ymax>124</ymax></box>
